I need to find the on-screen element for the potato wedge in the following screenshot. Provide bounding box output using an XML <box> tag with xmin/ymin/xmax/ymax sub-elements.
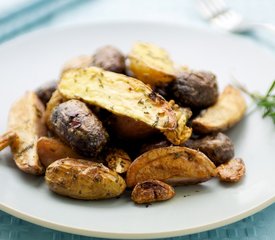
<box><xmin>8</xmin><ymin>92</ymin><xmax>47</xmax><ymax>175</ymax></box>
<box><xmin>45</xmin><ymin>90</ymin><xmax>66</xmax><ymax>128</ymax></box>
<box><xmin>131</xmin><ymin>179</ymin><xmax>175</xmax><ymax>204</ymax></box>
<box><xmin>37</xmin><ymin>137</ymin><xmax>83</xmax><ymax>167</ymax></box>
<box><xmin>58</xmin><ymin>67</ymin><xmax>178</xmax><ymax>130</ymax></box>
<box><xmin>192</xmin><ymin>85</ymin><xmax>247</xmax><ymax>134</ymax></box>
<box><xmin>128</xmin><ymin>42</ymin><xmax>176</xmax><ymax>85</ymax></box>
<box><xmin>0</xmin><ymin>131</ymin><xmax>17</xmax><ymax>151</ymax></box>
<box><xmin>45</xmin><ymin>158</ymin><xmax>126</xmax><ymax>200</ymax></box>
<box><xmin>106</xmin><ymin>148</ymin><xmax>132</xmax><ymax>174</ymax></box>
<box><xmin>217</xmin><ymin>158</ymin><xmax>245</xmax><ymax>183</ymax></box>
<box><xmin>163</xmin><ymin>101</ymin><xmax>192</xmax><ymax>145</ymax></box>
<box><xmin>126</xmin><ymin>146</ymin><xmax>216</xmax><ymax>187</ymax></box>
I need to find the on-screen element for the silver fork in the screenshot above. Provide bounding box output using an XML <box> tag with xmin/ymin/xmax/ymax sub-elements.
<box><xmin>198</xmin><ymin>0</ymin><xmax>275</xmax><ymax>34</ymax></box>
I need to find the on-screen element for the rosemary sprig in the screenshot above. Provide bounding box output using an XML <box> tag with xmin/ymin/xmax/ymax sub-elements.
<box><xmin>237</xmin><ymin>80</ymin><xmax>275</xmax><ymax>124</ymax></box>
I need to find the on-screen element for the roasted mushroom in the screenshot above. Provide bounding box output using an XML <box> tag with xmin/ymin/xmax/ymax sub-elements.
<box><xmin>184</xmin><ymin>132</ymin><xmax>234</xmax><ymax>166</ymax></box>
<box><xmin>50</xmin><ymin>99</ymin><xmax>109</xmax><ymax>157</ymax></box>
<box><xmin>170</xmin><ymin>70</ymin><xmax>218</xmax><ymax>109</ymax></box>
<box><xmin>92</xmin><ymin>45</ymin><xmax>125</xmax><ymax>73</ymax></box>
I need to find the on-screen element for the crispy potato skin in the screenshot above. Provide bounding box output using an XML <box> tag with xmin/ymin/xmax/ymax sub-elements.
<box><xmin>45</xmin><ymin>158</ymin><xmax>126</xmax><ymax>200</ymax></box>
<box><xmin>217</xmin><ymin>158</ymin><xmax>245</xmax><ymax>183</ymax></box>
<box><xmin>37</xmin><ymin>137</ymin><xmax>83</xmax><ymax>167</ymax></box>
<box><xmin>131</xmin><ymin>179</ymin><xmax>175</xmax><ymax>204</ymax></box>
<box><xmin>184</xmin><ymin>132</ymin><xmax>234</xmax><ymax>166</ymax></box>
<box><xmin>192</xmin><ymin>85</ymin><xmax>247</xmax><ymax>134</ymax></box>
<box><xmin>50</xmin><ymin>100</ymin><xmax>109</xmax><ymax>157</ymax></box>
<box><xmin>126</xmin><ymin>146</ymin><xmax>217</xmax><ymax>187</ymax></box>
<box><xmin>0</xmin><ymin>131</ymin><xmax>17</xmax><ymax>151</ymax></box>
<box><xmin>92</xmin><ymin>45</ymin><xmax>125</xmax><ymax>73</ymax></box>
<box><xmin>35</xmin><ymin>80</ymin><xmax>58</xmax><ymax>106</ymax></box>
<box><xmin>58</xmin><ymin>67</ymin><xmax>178</xmax><ymax>130</ymax></box>
<box><xmin>128</xmin><ymin>42</ymin><xmax>176</xmax><ymax>86</ymax></box>
<box><xmin>8</xmin><ymin>92</ymin><xmax>47</xmax><ymax>175</ymax></box>
<box><xmin>170</xmin><ymin>71</ymin><xmax>218</xmax><ymax>109</ymax></box>
<box><xmin>106</xmin><ymin>148</ymin><xmax>132</xmax><ymax>174</ymax></box>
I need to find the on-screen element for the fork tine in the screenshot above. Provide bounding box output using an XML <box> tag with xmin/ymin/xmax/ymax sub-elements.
<box><xmin>198</xmin><ymin>0</ymin><xmax>228</xmax><ymax>19</ymax></box>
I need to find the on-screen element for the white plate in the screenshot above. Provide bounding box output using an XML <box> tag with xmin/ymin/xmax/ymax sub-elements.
<box><xmin>0</xmin><ymin>22</ymin><xmax>275</xmax><ymax>239</ymax></box>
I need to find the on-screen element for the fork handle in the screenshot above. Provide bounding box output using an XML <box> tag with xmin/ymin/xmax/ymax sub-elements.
<box><xmin>253</xmin><ymin>23</ymin><xmax>275</xmax><ymax>34</ymax></box>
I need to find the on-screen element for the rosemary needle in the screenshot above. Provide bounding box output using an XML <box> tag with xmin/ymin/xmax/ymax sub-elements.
<box><xmin>237</xmin><ymin>80</ymin><xmax>275</xmax><ymax>124</ymax></box>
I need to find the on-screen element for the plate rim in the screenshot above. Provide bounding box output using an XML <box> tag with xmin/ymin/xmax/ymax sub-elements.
<box><xmin>0</xmin><ymin>20</ymin><xmax>275</xmax><ymax>239</ymax></box>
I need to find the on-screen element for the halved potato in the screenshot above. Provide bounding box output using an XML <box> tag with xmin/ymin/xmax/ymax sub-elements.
<box><xmin>37</xmin><ymin>137</ymin><xmax>83</xmax><ymax>167</ymax></box>
<box><xmin>126</xmin><ymin>146</ymin><xmax>216</xmax><ymax>187</ymax></box>
<box><xmin>58</xmin><ymin>67</ymin><xmax>178</xmax><ymax>130</ymax></box>
<box><xmin>163</xmin><ymin>101</ymin><xmax>192</xmax><ymax>145</ymax></box>
<box><xmin>0</xmin><ymin>131</ymin><xmax>17</xmax><ymax>151</ymax></box>
<box><xmin>8</xmin><ymin>92</ymin><xmax>47</xmax><ymax>175</ymax></box>
<box><xmin>128</xmin><ymin>42</ymin><xmax>176</xmax><ymax>86</ymax></box>
<box><xmin>45</xmin><ymin>158</ymin><xmax>126</xmax><ymax>200</ymax></box>
<box><xmin>131</xmin><ymin>179</ymin><xmax>175</xmax><ymax>204</ymax></box>
<box><xmin>192</xmin><ymin>85</ymin><xmax>247</xmax><ymax>134</ymax></box>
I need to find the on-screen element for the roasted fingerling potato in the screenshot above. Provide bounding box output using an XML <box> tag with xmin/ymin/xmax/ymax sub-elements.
<box><xmin>45</xmin><ymin>158</ymin><xmax>126</xmax><ymax>200</ymax></box>
<box><xmin>8</xmin><ymin>91</ymin><xmax>47</xmax><ymax>175</ymax></box>
<box><xmin>35</xmin><ymin>80</ymin><xmax>58</xmax><ymax>106</ymax></box>
<box><xmin>37</xmin><ymin>137</ymin><xmax>84</xmax><ymax>167</ymax></box>
<box><xmin>192</xmin><ymin>85</ymin><xmax>247</xmax><ymax>134</ymax></box>
<box><xmin>128</xmin><ymin>42</ymin><xmax>176</xmax><ymax>86</ymax></box>
<box><xmin>0</xmin><ymin>131</ymin><xmax>17</xmax><ymax>151</ymax></box>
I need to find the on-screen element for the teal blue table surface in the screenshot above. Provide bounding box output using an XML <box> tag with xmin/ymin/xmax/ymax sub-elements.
<box><xmin>0</xmin><ymin>0</ymin><xmax>275</xmax><ymax>239</ymax></box>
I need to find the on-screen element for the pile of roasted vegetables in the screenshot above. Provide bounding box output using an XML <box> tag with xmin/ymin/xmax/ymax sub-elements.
<box><xmin>0</xmin><ymin>42</ymin><xmax>247</xmax><ymax>204</ymax></box>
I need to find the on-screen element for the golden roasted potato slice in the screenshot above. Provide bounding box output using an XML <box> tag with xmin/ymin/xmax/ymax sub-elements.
<box><xmin>45</xmin><ymin>158</ymin><xmax>126</xmax><ymax>200</ymax></box>
<box><xmin>106</xmin><ymin>148</ymin><xmax>132</xmax><ymax>174</ymax></box>
<box><xmin>128</xmin><ymin>42</ymin><xmax>176</xmax><ymax>86</ymax></box>
<box><xmin>58</xmin><ymin>67</ymin><xmax>177</xmax><ymax>130</ymax></box>
<box><xmin>192</xmin><ymin>85</ymin><xmax>247</xmax><ymax>134</ymax></box>
<box><xmin>45</xmin><ymin>90</ymin><xmax>65</xmax><ymax>128</ymax></box>
<box><xmin>131</xmin><ymin>179</ymin><xmax>175</xmax><ymax>204</ymax></box>
<box><xmin>163</xmin><ymin>101</ymin><xmax>192</xmax><ymax>145</ymax></box>
<box><xmin>217</xmin><ymin>158</ymin><xmax>245</xmax><ymax>183</ymax></box>
<box><xmin>37</xmin><ymin>137</ymin><xmax>83</xmax><ymax>167</ymax></box>
<box><xmin>8</xmin><ymin>92</ymin><xmax>47</xmax><ymax>175</ymax></box>
<box><xmin>0</xmin><ymin>131</ymin><xmax>17</xmax><ymax>151</ymax></box>
<box><xmin>126</xmin><ymin>146</ymin><xmax>216</xmax><ymax>187</ymax></box>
